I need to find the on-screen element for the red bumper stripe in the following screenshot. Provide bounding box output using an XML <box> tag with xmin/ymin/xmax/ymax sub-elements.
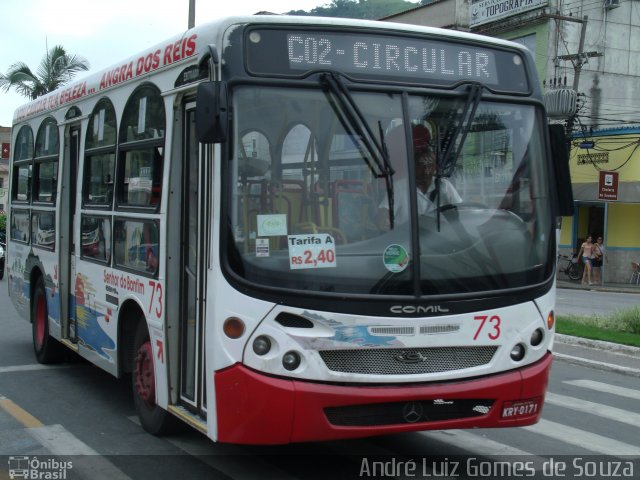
<box><xmin>215</xmin><ymin>352</ymin><xmax>552</xmax><ymax>445</ymax></box>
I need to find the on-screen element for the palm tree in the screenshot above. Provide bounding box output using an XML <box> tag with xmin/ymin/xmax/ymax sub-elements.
<box><xmin>0</xmin><ymin>45</ymin><xmax>89</xmax><ymax>100</ymax></box>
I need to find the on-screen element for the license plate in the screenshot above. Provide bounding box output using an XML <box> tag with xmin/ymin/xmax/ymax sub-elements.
<box><xmin>501</xmin><ymin>398</ymin><xmax>541</xmax><ymax>418</ymax></box>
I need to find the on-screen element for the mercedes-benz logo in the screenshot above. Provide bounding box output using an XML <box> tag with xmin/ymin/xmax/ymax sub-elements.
<box><xmin>394</xmin><ymin>351</ymin><xmax>427</xmax><ymax>364</ymax></box>
<box><xmin>402</xmin><ymin>401</ymin><xmax>424</xmax><ymax>423</ymax></box>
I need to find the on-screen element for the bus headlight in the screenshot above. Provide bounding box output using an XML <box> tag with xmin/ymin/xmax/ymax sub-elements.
<box><xmin>252</xmin><ymin>336</ymin><xmax>271</xmax><ymax>355</ymax></box>
<box><xmin>530</xmin><ymin>328</ymin><xmax>544</xmax><ymax>346</ymax></box>
<box><xmin>510</xmin><ymin>343</ymin><xmax>526</xmax><ymax>362</ymax></box>
<box><xmin>282</xmin><ymin>351</ymin><xmax>301</xmax><ymax>371</ymax></box>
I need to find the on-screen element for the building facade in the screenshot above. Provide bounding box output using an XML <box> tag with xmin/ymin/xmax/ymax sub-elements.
<box><xmin>559</xmin><ymin>127</ymin><xmax>640</xmax><ymax>283</ymax></box>
<box><xmin>383</xmin><ymin>0</ymin><xmax>640</xmax><ymax>283</ymax></box>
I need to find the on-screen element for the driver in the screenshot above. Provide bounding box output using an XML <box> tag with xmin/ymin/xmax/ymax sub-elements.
<box><xmin>377</xmin><ymin>124</ymin><xmax>461</xmax><ymax>230</ymax></box>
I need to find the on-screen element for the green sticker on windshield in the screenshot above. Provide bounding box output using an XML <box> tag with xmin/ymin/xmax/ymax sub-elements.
<box><xmin>383</xmin><ymin>244</ymin><xmax>409</xmax><ymax>273</ymax></box>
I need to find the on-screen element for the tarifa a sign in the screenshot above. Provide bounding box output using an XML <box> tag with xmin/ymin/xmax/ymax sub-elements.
<box><xmin>470</xmin><ymin>0</ymin><xmax>548</xmax><ymax>27</ymax></box>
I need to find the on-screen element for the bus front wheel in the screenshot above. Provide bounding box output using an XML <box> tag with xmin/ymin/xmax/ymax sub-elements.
<box><xmin>31</xmin><ymin>277</ymin><xmax>63</xmax><ymax>364</ymax></box>
<box><xmin>132</xmin><ymin>320</ymin><xmax>177</xmax><ymax>435</ymax></box>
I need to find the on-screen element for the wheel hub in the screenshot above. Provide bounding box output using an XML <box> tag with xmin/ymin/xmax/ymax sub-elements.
<box><xmin>134</xmin><ymin>341</ymin><xmax>156</xmax><ymax>405</ymax></box>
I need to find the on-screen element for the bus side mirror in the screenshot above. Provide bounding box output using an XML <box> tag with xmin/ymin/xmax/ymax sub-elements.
<box><xmin>196</xmin><ymin>81</ymin><xmax>228</xmax><ymax>144</ymax></box>
<box><xmin>548</xmin><ymin>124</ymin><xmax>574</xmax><ymax>216</ymax></box>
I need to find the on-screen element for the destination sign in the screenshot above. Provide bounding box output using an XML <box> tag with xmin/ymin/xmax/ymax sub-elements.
<box><xmin>245</xmin><ymin>28</ymin><xmax>529</xmax><ymax>92</ymax></box>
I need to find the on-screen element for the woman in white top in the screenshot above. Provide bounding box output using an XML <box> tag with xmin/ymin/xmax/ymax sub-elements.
<box><xmin>592</xmin><ymin>235</ymin><xmax>604</xmax><ymax>285</ymax></box>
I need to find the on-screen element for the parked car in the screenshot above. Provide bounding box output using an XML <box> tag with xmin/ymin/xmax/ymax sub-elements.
<box><xmin>0</xmin><ymin>242</ymin><xmax>5</xmax><ymax>280</ymax></box>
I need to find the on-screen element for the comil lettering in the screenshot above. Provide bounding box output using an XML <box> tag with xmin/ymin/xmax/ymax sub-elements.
<box><xmin>390</xmin><ymin>305</ymin><xmax>450</xmax><ymax>314</ymax></box>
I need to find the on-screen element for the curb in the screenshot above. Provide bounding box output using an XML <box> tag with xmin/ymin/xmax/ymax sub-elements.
<box><xmin>554</xmin><ymin>334</ymin><xmax>640</xmax><ymax>377</ymax></box>
<box><xmin>553</xmin><ymin>352</ymin><xmax>640</xmax><ymax>378</ymax></box>
<box><xmin>557</xmin><ymin>282</ymin><xmax>640</xmax><ymax>295</ymax></box>
<box><xmin>555</xmin><ymin>333</ymin><xmax>640</xmax><ymax>357</ymax></box>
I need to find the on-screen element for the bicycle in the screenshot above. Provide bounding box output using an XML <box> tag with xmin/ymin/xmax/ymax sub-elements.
<box><xmin>557</xmin><ymin>253</ymin><xmax>583</xmax><ymax>281</ymax></box>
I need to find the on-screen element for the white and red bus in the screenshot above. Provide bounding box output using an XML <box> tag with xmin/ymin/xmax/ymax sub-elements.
<box><xmin>7</xmin><ymin>15</ymin><xmax>572</xmax><ymax>444</ymax></box>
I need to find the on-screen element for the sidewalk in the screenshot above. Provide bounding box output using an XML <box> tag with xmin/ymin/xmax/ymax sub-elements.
<box><xmin>557</xmin><ymin>279</ymin><xmax>640</xmax><ymax>294</ymax></box>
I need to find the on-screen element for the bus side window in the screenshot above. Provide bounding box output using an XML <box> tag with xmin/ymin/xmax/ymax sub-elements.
<box><xmin>113</xmin><ymin>218</ymin><xmax>159</xmax><ymax>275</ymax></box>
<box><xmin>34</xmin><ymin>117</ymin><xmax>60</xmax><ymax>204</ymax></box>
<box><xmin>84</xmin><ymin>99</ymin><xmax>117</xmax><ymax>208</ymax></box>
<box><xmin>11</xmin><ymin>209</ymin><xmax>30</xmax><ymax>243</ymax></box>
<box><xmin>118</xmin><ymin>86</ymin><xmax>165</xmax><ymax>210</ymax></box>
<box><xmin>12</xmin><ymin>126</ymin><xmax>34</xmax><ymax>203</ymax></box>
<box><xmin>81</xmin><ymin>215</ymin><xmax>111</xmax><ymax>263</ymax></box>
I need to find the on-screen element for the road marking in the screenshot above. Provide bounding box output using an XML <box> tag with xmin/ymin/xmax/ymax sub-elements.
<box><xmin>0</xmin><ymin>395</ymin><xmax>44</xmax><ymax>428</ymax></box>
<box><xmin>546</xmin><ymin>392</ymin><xmax>640</xmax><ymax>428</ymax></box>
<box><xmin>564</xmin><ymin>379</ymin><xmax>640</xmax><ymax>400</ymax></box>
<box><xmin>524</xmin><ymin>419</ymin><xmax>640</xmax><ymax>456</ymax></box>
<box><xmin>0</xmin><ymin>396</ymin><xmax>130</xmax><ymax>480</ymax></box>
<box><xmin>0</xmin><ymin>364</ymin><xmax>71</xmax><ymax>374</ymax></box>
<box><xmin>422</xmin><ymin>429</ymin><xmax>536</xmax><ymax>456</ymax></box>
<box><xmin>29</xmin><ymin>424</ymin><xmax>100</xmax><ymax>456</ymax></box>
<box><xmin>29</xmin><ymin>424</ymin><xmax>131</xmax><ymax>479</ymax></box>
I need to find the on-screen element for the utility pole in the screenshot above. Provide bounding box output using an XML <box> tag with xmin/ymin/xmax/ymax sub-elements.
<box><xmin>188</xmin><ymin>0</ymin><xmax>195</xmax><ymax>29</ymax></box>
<box><xmin>545</xmin><ymin>14</ymin><xmax>602</xmax><ymax>134</ymax></box>
<box><xmin>546</xmin><ymin>15</ymin><xmax>601</xmax><ymax>91</ymax></box>
<box><xmin>572</xmin><ymin>16</ymin><xmax>588</xmax><ymax>90</ymax></box>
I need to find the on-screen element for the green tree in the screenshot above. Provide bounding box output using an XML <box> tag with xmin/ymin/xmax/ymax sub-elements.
<box><xmin>0</xmin><ymin>45</ymin><xmax>89</xmax><ymax>100</ymax></box>
<box><xmin>288</xmin><ymin>0</ymin><xmax>421</xmax><ymax>19</ymax></box>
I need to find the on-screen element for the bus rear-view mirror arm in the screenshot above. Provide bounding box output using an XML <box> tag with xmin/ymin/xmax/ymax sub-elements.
<box><xmin>196</xmin><ymin>80</ymin><xmax>228</xmax><ymax>144</ymax></box>
<box><xmin>548</xmin><ymin>123</ymin><xmax>574</xmax><ymax>217</ymax></box>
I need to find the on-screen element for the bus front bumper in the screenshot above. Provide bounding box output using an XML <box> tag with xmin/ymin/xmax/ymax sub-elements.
<box><xmin>214</xmin><ymin>352</ymin><xmax>552</xmax><ymax>445</ymax></box>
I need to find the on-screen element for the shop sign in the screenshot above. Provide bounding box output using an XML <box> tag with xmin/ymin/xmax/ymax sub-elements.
<box><xmin>598</xmin><ymin>171</ymin><xmax>618</xmax><ymax>200</ymax></box>
<box><xmin>470</xmin><ymin>0</ymin><xmax>548</xmax><ymax>27</ymax></box>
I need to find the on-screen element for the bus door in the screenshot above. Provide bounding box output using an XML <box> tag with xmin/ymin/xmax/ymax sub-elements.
<box><xmin>179</xmin><ymin>102</ymin><xmax>208</xmax><ymax>415</ymax></box>
<box><xmin>60</xmin><ymin>125</ymin><xmax>80</xmax><ymax>342</ymax></box>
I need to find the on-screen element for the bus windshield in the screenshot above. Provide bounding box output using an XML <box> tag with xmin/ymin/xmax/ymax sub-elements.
<box><xmin>225</xmin><ymin>85</ymin><xmax>553</xmax><ymax>296</ymax></box>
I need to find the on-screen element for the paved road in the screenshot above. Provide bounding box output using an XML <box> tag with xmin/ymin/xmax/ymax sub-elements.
<box><xmin>556</xmin><ymin>285</ymin><xmax>640</xmax><ymax>316</ymax></box>
<box><xmin>0</xmin><ymin>282</ymin><xmax>638</xmax><ymax>479</ymax></box>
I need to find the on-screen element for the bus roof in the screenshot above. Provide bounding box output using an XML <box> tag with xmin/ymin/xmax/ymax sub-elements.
<box><xmin>12</xmin><ymin>15</ymin><xmax>529</xmax><ymax>124</ymax></box>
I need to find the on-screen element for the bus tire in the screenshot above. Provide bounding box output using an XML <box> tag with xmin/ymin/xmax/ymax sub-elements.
<box><xmin>132</xmin><ymin>320</ymin><xmax>177</xmax><ymax>435</ymax></box>
<box><xmin>32</xmin><ymin>277</ymin><xmax>64</xmax><ymax>364</ymax></box>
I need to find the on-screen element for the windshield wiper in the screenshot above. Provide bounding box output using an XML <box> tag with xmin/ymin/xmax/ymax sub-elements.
<box><xmin>434</xmin><ymin>82</ymin><xmax>484</xmax><ymax>230</ymax></box>
<box><xmin>320</xmin><ymin>72</ymin><xmax>396</xmax><ymax>227</ymax></box>
<box><xmin>440</xmin><ymin>82</ymin><xmax>484</xmax><ymax>176</ymax></box>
